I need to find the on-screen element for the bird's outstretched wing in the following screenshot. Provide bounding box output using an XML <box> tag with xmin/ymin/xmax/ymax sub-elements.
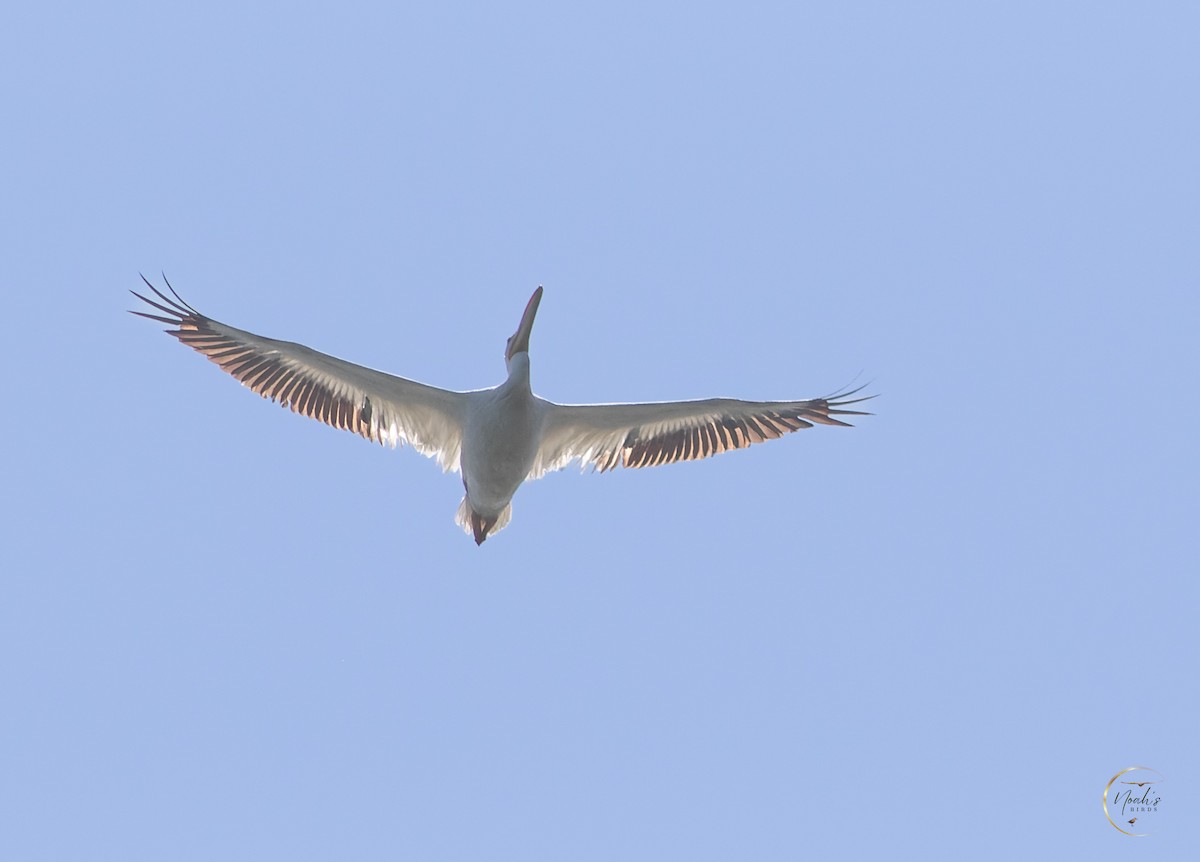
<box><xmin>131</xmin><ymin>276</ymin><xmax>467</xmax><ymax>472</ymax></box>
<box><xmin>530</xmin><ymin>388</ymin><xmax>872</xmax><ymax>478</ymax></box>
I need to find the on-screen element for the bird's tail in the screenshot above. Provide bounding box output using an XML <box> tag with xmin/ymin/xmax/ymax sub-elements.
<box><xmin>455</xmin><ymin>497</ymin><xmax>513</xmax><ymax>545</ymax></box>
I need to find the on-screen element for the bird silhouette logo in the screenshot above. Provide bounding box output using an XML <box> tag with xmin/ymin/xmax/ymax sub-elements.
<box><xmin>1103</xmin><ymin>767</ymin><xmax>1164</xmax><ymax>836</ymax></box>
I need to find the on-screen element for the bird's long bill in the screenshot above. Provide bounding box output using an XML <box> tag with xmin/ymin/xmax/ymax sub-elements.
<box><xmin>506</xmin><ymin>286</ymin><xmax>543</xmax><ymax>359</ymax></box>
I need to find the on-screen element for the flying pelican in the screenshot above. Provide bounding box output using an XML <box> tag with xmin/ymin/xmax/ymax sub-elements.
<box><xmin>132</xmin><ymin>278</ymin><xmax>872</xmax><ymax>544</ymax></box>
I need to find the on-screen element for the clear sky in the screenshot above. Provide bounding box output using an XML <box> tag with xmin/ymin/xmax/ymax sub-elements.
<box><xmin>2</xmin><ymin>2</ymin><xmax>1195</xmax><ymax>859</ymax></box>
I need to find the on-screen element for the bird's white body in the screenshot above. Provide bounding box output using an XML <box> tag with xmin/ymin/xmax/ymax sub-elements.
<box><xmin>133</xmin><ymin>280</ymin><xmax>870</xmax><ymax>544</ymax></box>
<box><xmin>459</xmin><ymin>354</ymin><xmax>543</xmax><ymax>535</ymax></box>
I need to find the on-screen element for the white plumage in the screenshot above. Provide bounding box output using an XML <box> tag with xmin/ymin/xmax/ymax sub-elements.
<box><xmin>132</xmin><ymin>279</ymin><xmax>871</xmax><ymax>544</ymax></box>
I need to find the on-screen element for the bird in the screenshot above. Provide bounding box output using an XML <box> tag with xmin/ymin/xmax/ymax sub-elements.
<box><xmin>132</xmin><ymin>277</ymin><xmax>872</xmax><ymax>544</ymax></box>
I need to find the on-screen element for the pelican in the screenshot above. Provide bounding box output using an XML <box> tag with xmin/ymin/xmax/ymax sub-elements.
<box><xmin>132</xmin><ymin>278</ymin><xmax>872</xmax><ymax>544</ymax></box>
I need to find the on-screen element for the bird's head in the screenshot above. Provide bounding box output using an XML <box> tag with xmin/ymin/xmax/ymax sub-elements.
<box><xmin>505</xmin><ymin>286</ymin><xmax>543</xmax><ymax>367</ymax></box>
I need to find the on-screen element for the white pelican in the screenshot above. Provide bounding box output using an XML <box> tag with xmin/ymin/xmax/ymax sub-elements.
<box><xmin>132</xmin><ymin>278</ymin><xmax>872</xmax><ymax>544</ymax></box>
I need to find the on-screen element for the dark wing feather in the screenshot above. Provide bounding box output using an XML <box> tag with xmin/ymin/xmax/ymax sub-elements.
<box><xmin>131</xmin><ymin>276</ymin><xmax>466</xmax><ymax>471</ymax></box>
<box><xmin>530</xmin><ymin>388</ymin><xmax>872</xmax><ymax>478</ymax></box>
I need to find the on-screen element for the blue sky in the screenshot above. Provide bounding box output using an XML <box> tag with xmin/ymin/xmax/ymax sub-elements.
<box><xmin>2</xmin><ymin>2</ymin><xmax>1195</xmax><ymax>858</ymax></box>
